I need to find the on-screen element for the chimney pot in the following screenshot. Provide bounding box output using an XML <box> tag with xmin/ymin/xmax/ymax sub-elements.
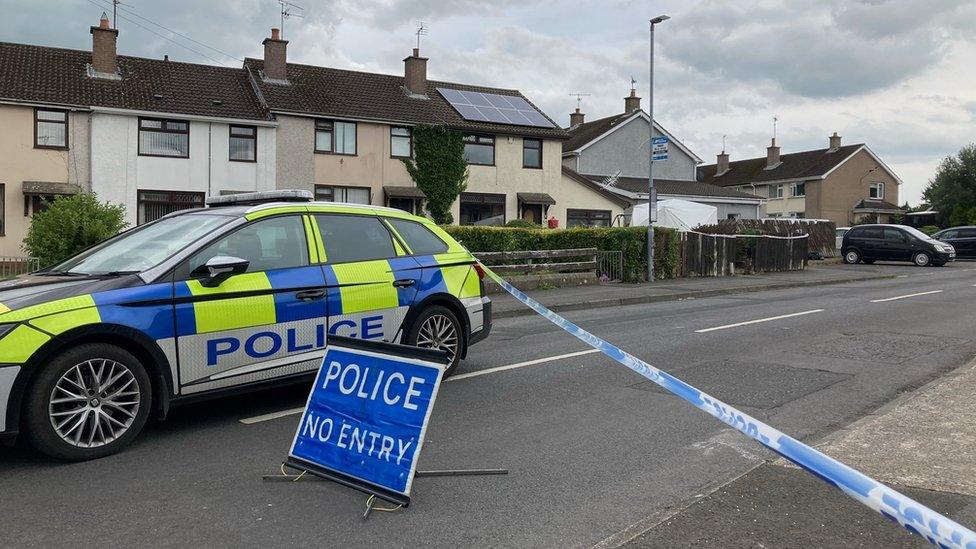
<box><xmin>829</xmin><ymin>131</ymin><xmax>842</xmax><ymax>150</ymax></box>
<box><xmin>403</xmin><ymin>49</ymin><xmax>428</xmax><ymax>96</ymax></box>
<box><xmin>90</xmin><ymin>15</ymin><xmax>119</xmax><ymax>76</ymax></box>
<box><xmin>766</xmin><ymin>138</ymin><xmax>781</xmax><ymax>168</ymax></box>
<box><xmin>262</xmin><ymin>28</ymin><xmax>289</xmax><ymax>81</ymax></box>
<box><xmin>717</xmin><ymin>151</ymin><xmax>730</xmax><ymax>175</ymax></box>
<box><xmin>569</xmin><ymin>108</ymin><xmax>585</xmax><ymax>127</ymax></box>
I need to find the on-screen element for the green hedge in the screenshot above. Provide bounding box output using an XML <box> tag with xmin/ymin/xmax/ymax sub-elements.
<box><xmin>441</xmin><ymin>226</ymin><xmax>680</xmax><ymax>281</ymax></box>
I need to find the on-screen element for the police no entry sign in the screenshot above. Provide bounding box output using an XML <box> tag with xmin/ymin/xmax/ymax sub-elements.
<box><xmin>287</xmin><ymin>336</ymin><xmax>447</xmax><ymax>506</ymax></box>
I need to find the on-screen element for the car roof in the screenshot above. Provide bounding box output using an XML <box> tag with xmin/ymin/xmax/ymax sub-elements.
<box><xmin>168</xmin><ymin>200</ymin><xmax>429</xmax><ymax>223</ymax></box>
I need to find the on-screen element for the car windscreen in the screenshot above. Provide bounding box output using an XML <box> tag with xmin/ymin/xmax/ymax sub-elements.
<box><xmin>49</xmin><ymin>213</ymin><xmax>231</xmax><ymax>275</ymax></box>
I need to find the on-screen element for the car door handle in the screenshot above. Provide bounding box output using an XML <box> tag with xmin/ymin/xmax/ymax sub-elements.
<box><xmin>295</xmin><ymin>289</ymin><xmax>326</xmax><ymax>301</ymax></box>
<box><xmin>392</xmin><ymin>279</ymin><xmax>416</xmax><ymax>288</ymax></box>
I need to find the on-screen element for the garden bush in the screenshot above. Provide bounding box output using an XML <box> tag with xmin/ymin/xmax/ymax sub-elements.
<box><xmin>441</xmin><ymin>225</ymin><xmax>680</xmax><ymax>281</ymax></box>
<box><xmin>918</xmin><ymin>225</ymin><xmax>941</xmax><ymax>235</ymax></box>
<box><xmin>23</xmin><ymin>192</ymin><xmax>127</xmax><ymax>268</ymax></box>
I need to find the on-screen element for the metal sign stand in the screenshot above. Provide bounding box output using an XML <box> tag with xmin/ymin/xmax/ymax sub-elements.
<box><xmin>263</xmin><ymin>463</ymin><xmax>509</xmax><ymax>520</ymax></box>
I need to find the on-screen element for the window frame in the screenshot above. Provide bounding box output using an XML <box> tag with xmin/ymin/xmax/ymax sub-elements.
<box><xmin>566</xmin><ymin>208</ymin><xmax>612</xmax><ymax>228</ymax></box>
<box><xmin>522</xmin><ymin>137</ymin><xmax>543</xmax><ymax>169</ymax></box>
<box><xmin>791</xmin><ymin>182</ymin><xmax>805</xmax><ymax>197</ymax></box>
<box><xmin>314</xmin><ymin>184</ymin><xmax>372</xmax><ymax>205</ymax></box>
<box><xmin>390</xmin><ymin>126</ymin><xmax>413</xmax><ymax>159</ymax></box>
<box><xmin>138</xmin><ymin>117</ymin><xmax>190</xmax><ymax>158</ymax></box>
<box><xmin>770</xmin><ymin>184</ymin><xmax>784</xmax><ymax>199</ymax></box>
<box><xmin>136</xmin><ymin>189</ymin><xmax>205</xmax><ymax>225</ymax></box>
<box><xmin>34</xmin><ymin>108</ymin><xmax>69</xmax><ymax>150</ymax></box>
<box><xmin>228</xmin><ymin>124</ymin><xmax>257</xmax><ymax>163</ymax></box>
<box><xmin>459</xmin><ymin>192</ymin><xmax>506</xmax><ymax>226</ymax></box>
<box><xmin>869</xmin><ymin>182</ymin><xmax>885</xmax><ymax>199</ymax></box>
<box><xmin>463</xmin><ymin>134</ymin><xmax>495</xmax><ymax>166</ymax></box>
<box><xmin>314</xmin><ymin>119</ymin><xmax>357</xmax><ymax>156</ymax></box>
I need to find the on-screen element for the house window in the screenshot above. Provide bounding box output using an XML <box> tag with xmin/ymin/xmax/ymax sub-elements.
<box><xmin>463</xmin><ymin>135</ymin><xmax>494</xmax><ymax>166</ymax></box>
<box><xmin>229</xmin><ymin>125</ymin><xmax>257</xmax><ymax>162</ymax></box>
<box><xmin>567</xmin><ymin>209</ymin><xmax>611</xmax><ymax>227</ymax></box>
<box><xmin>870</xmin><ymin>182</ymin><xmax>885</xmax><ymax>199</ymax></box>
<box><xmin>788</xmin><ymin>211</ymin><xmax>805</xmax><ymax>219</ymax></box>
<box><xmin>391</xmin><ymin>126</ymin><xmax>412</xmax><ymax>158</ymax></box>
<box><xmin>137</xmin><ymin>190</ymin><xmax>204</xmax><ymax>224</ymax></box>
<box><xmin>314</xmin><ymin>185</ymin><xmax>370</xmax><ymax>204</ymax></box>
<box><xmin>459</xmin><ymin>192</ymin><xmax>505</xmax><ymax>225</ymax></box>
<box><xmin>791</xmin><ymin>182</ymin><xmax>805</xmax><ymax>197</ymax></box>
<box><xmin>138</xmin><ymin>118</ymin><xmax>189</xmax><ymax>158</ymax></box>
<box><xmin>727</xmin><ymin>213</ymin><xmax>742</xmax><ymax>220</ymax></box>
<box><xmin>523</xmin><ymin>138</ymin><xmax>542</xmax><ymax>169</ymax></box>
<box><xmin>315</xmin><ymin>120</ymin><xmax>356</xmax><ymax>155</ymax></box>
<box><xmin>35</xmin><ymin>109</ymin><xmax>68</xmax><ymax>149</ymax></box>
<box><xmin>771</xmin><ymin>184</ymin><xmax>784</xmax><ymax>198</ymax></box>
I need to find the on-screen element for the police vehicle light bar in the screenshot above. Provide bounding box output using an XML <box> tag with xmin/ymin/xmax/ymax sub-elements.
<box><xmin>206</xmin><ymin>190</ymin><xmax>313</xmax><ymax>207</ymax></box>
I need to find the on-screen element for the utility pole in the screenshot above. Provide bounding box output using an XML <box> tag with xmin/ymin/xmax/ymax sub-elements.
<box><xmin>647</xmin><ymin>15</ymin><xmax>670</xmax><ymax>281</ymax></box>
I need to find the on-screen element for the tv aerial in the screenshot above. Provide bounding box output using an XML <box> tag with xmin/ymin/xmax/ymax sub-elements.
<box><xmin>278</xmin><ymin>0</ymin><xmax>305</xmax><ymax>38</ymax></box>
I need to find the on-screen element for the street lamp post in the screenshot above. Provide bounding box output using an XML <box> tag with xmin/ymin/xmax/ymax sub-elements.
<box><xmin>647</xmin><ymin>14</ymin><xmax>669</xmax><ymax>282</ymax></box>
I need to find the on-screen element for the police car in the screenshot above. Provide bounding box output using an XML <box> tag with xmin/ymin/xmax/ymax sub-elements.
<box><xmin>0</xmin><ymin>191</ymin><xmax>491</xmax><ymax>460</ymax></box>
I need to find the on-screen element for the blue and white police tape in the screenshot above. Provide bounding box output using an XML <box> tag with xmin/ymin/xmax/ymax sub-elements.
<box><xmin>483</xmin><ymin>266</ymin><xmax>976</xmax><ymax>548</ymax></box>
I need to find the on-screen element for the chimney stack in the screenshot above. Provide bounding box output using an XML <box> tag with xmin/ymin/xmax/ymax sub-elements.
<box><xmin>716</xmin><ymin>151</ymin><xmax>730</xmax><ymax>175</ymax></box>
<box><xmin>569</xmin><ymin>108</ymin><xmax>585</xmax><ymax>126</ymax></box>
<box><xmin>828</xmin><ymin>131</ymin><xmax>842</xmax><ymax>150</ymax></box>
<box><xmin>624</xmin><ymin>88</ymin><xmax>641</xmax><ymax>113</ymax></box>
<box><xmin>262</xmin><ymin>27</ymin><xmax>288</xmax><ymax>81</ymax></box>
<box><xmin>766</xmin><ymin>138</ymin><xmax>781</xmax><ymax>168</ymax></box>
<box><xmin>403</xmin><ymin>48</ymin><xmax>428</xmax><ymax>96</ymax></box>
<box><xmin>90</xmin><ymin>12</ymin><xmax>118</xmax><ymax>76</ymax></box>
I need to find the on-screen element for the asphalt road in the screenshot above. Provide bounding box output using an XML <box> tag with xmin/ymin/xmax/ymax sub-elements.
<box><xmin>1</xmin><ymin>262</ymin><xmax>974</xmax><ymax>548</ymax></box>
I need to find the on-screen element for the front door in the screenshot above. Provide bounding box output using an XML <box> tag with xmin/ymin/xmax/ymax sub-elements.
<box><xmin>173</xmin><ymin>215</ymin><xmax>328</xmax><ymax>394</ymax></box>
<box><xmin>522</xmin><ymin>204</ymin><xmax>542</xmax><ymax>224</ymax></box>
<box><xmin>313</xmin><ymin>213</ymin><xmax>420</xmax><ymax>345</ymax></box>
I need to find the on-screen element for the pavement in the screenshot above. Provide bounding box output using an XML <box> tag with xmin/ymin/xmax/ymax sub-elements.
<box><xmin>1</xmin><ymin>260</ymin><xmax>974</xmax><ymax>547</ymax></box>
<box><xmin>491</xmin><ymin>261</ymin><xmax>898</xmax><ymax>319</ymax></box>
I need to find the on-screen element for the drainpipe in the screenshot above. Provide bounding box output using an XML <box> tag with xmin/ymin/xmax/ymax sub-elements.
<box><xmin>207</xmin><ymin>123</ymin><xmax>213</xmax><ymax>198</ymax></box>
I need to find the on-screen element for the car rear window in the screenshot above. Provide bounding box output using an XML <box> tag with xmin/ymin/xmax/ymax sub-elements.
<box><xmin>960</xmin><ymin>229</ymin><xmax>976</xmax><ymax>238</ymax></box>
<box><xmin>851</xmin><ymin>227</ymin><xmax>882</xmax><ymax>239</ymax></box>
<box><xmin>315</xmin><ymin>214</ymin><xmax>396</xmax><ymax>263</ymax></box>
<box><xmin>386</xmin><ymin>218</ymin><xmax>449</xmax><ymax>255</ymax></box>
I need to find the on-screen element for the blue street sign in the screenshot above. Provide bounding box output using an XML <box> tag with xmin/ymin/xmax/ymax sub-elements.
<box><xmin>287</xmin><ymin>336</ymin><xmax>447</xmax><ymax>506</ymax></box>
<box><xmin>652</xmin><ymin>136</ymin><xmax>669</xmax><ymax>161</ymax></box>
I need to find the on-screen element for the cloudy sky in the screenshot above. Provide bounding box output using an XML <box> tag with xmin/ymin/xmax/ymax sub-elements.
<box><xmin>4</xmin><ymin>0</ymin><xmax>976</xmax><ymax>204</ymax></box>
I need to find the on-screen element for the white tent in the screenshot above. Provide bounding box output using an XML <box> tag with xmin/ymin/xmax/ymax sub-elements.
<box><xmin>631</xmin><ymin>199</ymin><xmax>718</xmax><ymax>230</ymax></box>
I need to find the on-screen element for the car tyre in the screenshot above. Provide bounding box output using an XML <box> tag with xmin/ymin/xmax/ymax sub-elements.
<box><xmin>25</xmin><ymin>343</ymin><xmax>152</xmax><ymax>461</ymax></box>
<box><xmin>913</xmin><ymin>252</ymin><xmax>931</xmax><ymax>267</ymax></box>
<box><xmin>843</xmin><ymin>250</ymin><xmax>860</xmax><ymax>264</ymax></box>
<box><xmin>406</xmin><ymin>305</ymin><xmax>465</xmax><ymax>377</ymax></box>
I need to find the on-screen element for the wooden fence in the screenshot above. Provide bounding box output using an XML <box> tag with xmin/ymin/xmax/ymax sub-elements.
<box><xmin>679</xmin><ymin>233</ymin><xmax>737</xmax><ymax>277</ymax></box>
<box><xmin>748</xmin><ymin>235</ymin><xmax>809</xmax><ymax>272</ymax></box>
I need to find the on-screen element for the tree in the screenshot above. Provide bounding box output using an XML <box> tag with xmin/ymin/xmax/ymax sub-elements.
<box><xmin>23</xmin><ymin>192</ymin><xmax>128</xmax><ymax>267</ymax></box>
<box><xmin>922</xmin><ymin>143</ymin><xmax>976</xmax><ymax>226</ymax></box>
<box><xmin>402</xmin><ymin>124</ymin><xmax>468</xmax><ymax>224</ymax></box>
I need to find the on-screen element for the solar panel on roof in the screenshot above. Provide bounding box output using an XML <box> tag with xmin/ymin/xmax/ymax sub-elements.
<box><xmin>437</xmin><ymin>87</ymin><xmax>554</xmax><ymax>128</ymax></box>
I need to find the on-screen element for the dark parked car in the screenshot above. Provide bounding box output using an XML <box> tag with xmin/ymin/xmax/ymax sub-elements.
<box><xmin>932</xmin><ymin>226</ymin><xmax>976</xmax><ymax>259</ymax></box>
<box><xmin>842</xmin><ymin>224</ymin><xmax>955</xmax><ymax>267</ymax></box>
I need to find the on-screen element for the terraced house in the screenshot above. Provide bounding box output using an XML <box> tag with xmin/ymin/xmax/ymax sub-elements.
<box><xmin>246</xmin><ymin>28</ymin><xmax>626</xmax><ymax>227</ymax></box>
<box><xmin>0</xmin><ymin>15</ymin><xmax>276</xmax><ymax>256</ymax></box>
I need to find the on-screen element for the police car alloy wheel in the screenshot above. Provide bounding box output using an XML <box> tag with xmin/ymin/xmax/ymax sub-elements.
<box><xmin>407</xmin><ymin>305</ymin><xmax>464</xmax><ymax>375</ymax></box>
<box><xmin>25</xmin><ymin>344</ymin><xmax>152</xmax><ymax>461</ymax></box>
<box><xmin>844</xmin><ymin>250</ymin><xmax>860</xmax><ymax>264</ymax></box>
<box><xmin>913</xmin><ymin>251</ymin><xmax>931</xmax><ymax>267</ymax></box>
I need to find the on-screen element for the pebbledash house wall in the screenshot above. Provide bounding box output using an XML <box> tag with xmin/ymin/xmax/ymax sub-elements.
<box><xmin>807</xmin><ymin>148</ymin><xmax>900</xmax><ymax>226</ymax></box>
<box><xmin>90</xmin><ymin>112</ymin><xmax>277</xmax><ymax>226</ymax></box>
<box><xmin>0</xmin><ymin>104</ymin><xmax>91</xmax><ymax>257</ymax></box>
<box><xmin>566</xmin><ymin>116</ymin><xmax>698</xmax><ymax>181</ymax></box>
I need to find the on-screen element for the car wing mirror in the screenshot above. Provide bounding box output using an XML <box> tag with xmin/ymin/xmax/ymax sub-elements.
<box><xmin>201</xmin><ymin>255</ymin><xmax>249</xmax><ymax>287</ymax></box>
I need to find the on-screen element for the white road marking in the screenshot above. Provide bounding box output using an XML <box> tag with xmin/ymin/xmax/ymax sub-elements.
<box><xmin>239</xmin><ymin>349</ymin><xmax>602</xmax><ymax>423</ymax></box>
<box><xmin>239</xmin><ymin>407</ymin><xmax>306</xmax><ymax>425</ymax></box>
<box><xmin>870</xmin><ymin>290</ymin><xmax>943</xmax><ymax>303</ymax></box>
<box><xmin>694</xmin><ymin>309</ymin><xmax>824</xmax><ymax>333</ymax></box>
<box><xmin>447</xmin><ymin>349</ymin><xmax>601</xmax><ymax>382</ymax></box>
